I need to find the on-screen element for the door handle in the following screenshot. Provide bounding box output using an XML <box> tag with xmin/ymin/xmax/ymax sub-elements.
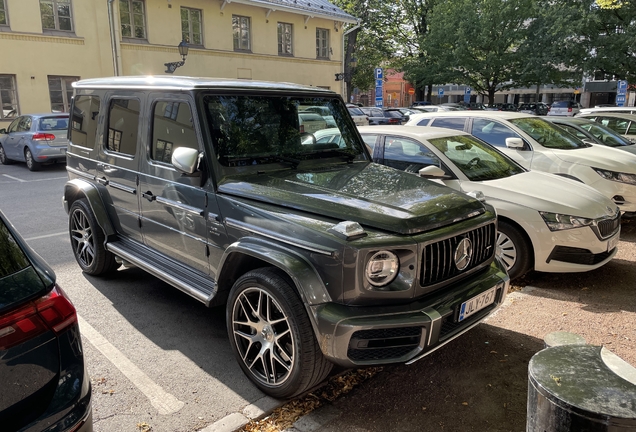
<box><xmin>142</xmin><ymin>191</ymin><xmax>156</xmax><ymax>202</ymax></box>
<box><xmin>97</xmin><ymin>177</ymin><xmax>109</xmax><ymax>186</ymax></box>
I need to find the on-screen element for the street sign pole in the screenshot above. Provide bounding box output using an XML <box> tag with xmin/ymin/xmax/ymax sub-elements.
<box><xmin>375</xmin><ymin>68</ymin><xmax>383</xmax><ymax>108</ymax></box>
<box><xmin>617</xmin><ymin>80</ymin><xmax>628</xmax><ymax>107</ymax></box>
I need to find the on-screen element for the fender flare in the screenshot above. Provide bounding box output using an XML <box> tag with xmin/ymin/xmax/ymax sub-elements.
<box><xmin>63</xmin><ymin>178</ymin><xmax>116</xmax><ymax>237</ymax></box>
<box><xmin>218</xmin><ymin>237</ymin><xmax>332</xmax><ymax>307</ymax></box>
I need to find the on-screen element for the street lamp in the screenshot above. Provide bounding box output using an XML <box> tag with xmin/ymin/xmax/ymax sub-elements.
<box><xmin>164</xmin><ymin>40</ymin><xmax>189</xmax><ymax>74</ymax></box>
<box><xmin>334</xmin><ymin>57</ymin><xmax>357</xmax><ymax>81</ymax></box>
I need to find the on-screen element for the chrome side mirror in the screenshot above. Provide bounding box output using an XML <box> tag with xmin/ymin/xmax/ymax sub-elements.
<box><xmin>172</xmin><ymin>147</ymin><xmax>201</xmax><ymax>174</ymax></box>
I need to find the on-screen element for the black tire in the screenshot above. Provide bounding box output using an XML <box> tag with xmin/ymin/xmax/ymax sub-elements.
<box><xmin>69</xmin><ymin>199</ymin><xmax>118</xmax><ymax>276</ymax></box>
<box><xmin>0</xmin><ymin>144</ymin><xmax>12</xmax><ymax>165</ymax></box>
<box><xmin>25</xmin><ymin>148</ymin><xmax>41</xmax><ymax>171</ymax></box>
<box><xmin>226</xmin><ymin>267</ymin><xmax>333</xmax><ymax>399</ymax></box>
<box><xmin>496</xmin><ymin>220</ymin><xmax>532</xmax><ymax>280</ymax></box>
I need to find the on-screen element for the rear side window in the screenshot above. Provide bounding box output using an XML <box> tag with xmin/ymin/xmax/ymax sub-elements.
<box><xmin>430</xmin><ymin>117</ymin><xmax>466</xmax><ymax>131</ymax></box>
<box><xmin>348</xmin><ymin>107</ymin><xmax>364</xmax><ymax>116</ymax></box>
<box><xmin>0</xmin><ymin>219</ymin><xmax>45</xmax><ymax>311</ymax></box>
<box><xmin>106</xmin><ymin>99</ymin><xmax>140</xmax><ymax>156</ymax></box>
<box><xmin>151</xmin><ymin>101</ymin><xmax>199</xmax><ymax>164</ymax></box>
<box><xmin>39</xmin><ymin>117</ymin><xmax>68</xmax><ymax>131</ymax></box>
<box><xmin>71</xmin><ymin>95</ymin><xmax>101</xmax><ymax>149</ymax></box>
<box><xmin>471</xmin><ymin>118</ymin><xmax>520</xmax><ymax>147</ymax></box>
<box><xmin>417</xmin><ymin>118</ymin><xmax>431</xmax><ymax>126</ymax></box>
<box><xmin>17</xmin><ymin>117</ymin><xmax>32</xmax><ymax>132</ymax></box>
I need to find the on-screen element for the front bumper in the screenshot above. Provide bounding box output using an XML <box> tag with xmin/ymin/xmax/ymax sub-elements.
<box><xmin>589</xmin><ymin>177</ymin><xmax>636</xmax><ymax>213</ymax></box>
<box><xmin>310</xmin><ymin>258</ymin><xmax>509</xmax><ymax>368</ymax></box>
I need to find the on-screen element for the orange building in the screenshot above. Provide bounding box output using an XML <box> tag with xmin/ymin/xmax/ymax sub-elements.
<box><xmin>352</xmin><ymin>69</ymin><xmax>415</xmax><ymax>107</ymax></box>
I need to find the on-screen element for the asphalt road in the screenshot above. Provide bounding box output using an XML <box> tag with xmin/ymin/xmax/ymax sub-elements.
<box><xmin>0</xmin><ymin>162</ymin><xmax>275</xmax><ymax>432</ymax></box>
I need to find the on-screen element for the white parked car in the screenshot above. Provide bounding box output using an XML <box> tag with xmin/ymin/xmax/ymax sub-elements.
<box><xmin>578</xmin><ymin>106</ymin><xmax>636</xmax><ymax>116</ymax></box>
<box><xmin>576</xmin><ymin>112</ymin><xmax>636</xmax><ymax>141</ymax></box>
<box><xmin>547</xmin><ymin>100</ymin><xmax>582</xmax><ymax>116</ymax></box>
<box><xmin>405</xmin><ymin>111</ymin><xmax>636</xmax><ymax>216</ymax></box>
<box><xmin>358</xmin><ymin>125</ymin><xmax>621</xmax><ymax>279</ymax></box>
<box><xmin>347</xmin><ymin>106</ymin><xmax>370</xmax><ymax>126</ymax></box>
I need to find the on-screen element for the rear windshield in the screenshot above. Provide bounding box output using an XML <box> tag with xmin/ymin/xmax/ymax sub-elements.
<box><xmin>551</xmin><ymin>101</ymin><xmax>572</xmax><ymax>108</ymax></box>
<box><xmin>384</xmin><ymin>111</ymin><xmax>402</xmax><ymax>118</ymax></box>
<box><xmin>39</xmin><ymin>117</ymin><xmax>69</xmax><ymax>131</ymax></box>
<box><xmin>0</xmin><ymin>219</ymin><xmax>44</xmax><ymax>310</ymax></box>
<box><xmin>348</xmin><ymin>107</ymin><xmax>365</xmax><ymax>116</ymax></box>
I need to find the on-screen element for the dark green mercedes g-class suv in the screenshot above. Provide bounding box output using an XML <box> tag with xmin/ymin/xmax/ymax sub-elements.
<box><xmin>64</xmin><ymin>76</ymin><xmax>508</xmax><ymax>398</ymax></box>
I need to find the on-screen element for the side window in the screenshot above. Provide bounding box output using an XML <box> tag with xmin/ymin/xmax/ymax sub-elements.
<box><xmin>106</xmin><ymin>98</ymin><xmax>140</xmax><ymax>156</ymax></box>
<box><xmin>560</xmin><ymin>124</ymin><xmax>587</xmax><ymax>140</ymax></box>
<box><xmin>372</xmin><ymin>109</ymin><xmax>383</xmax><ymax>117</ymax></box>
<box><xmin>151</xmin><ymin>101</ymin><xmax>198</xmax><ymax>164</ymax></box>
<box><xmin>627</xmin><ymin>121</ymin><xmax>636</xmax><ymax>135</ymax></box>
<box><xmin>70</xmin><ymin>95</ymin><xmax>101</xmax><ymax>149</ymax></box>
<box><xmin>382</xmin><ymin>136</ymin><xmax>445</xmax><ymax>174</ymax></box>
<box><xmin>18</xmin><ymin>117</ymin><xmax>32</xmax><ymax>131</ymax></box>
<box><xmin>603</xmin><ymin>117</ymin><xmax>629</xmax><ymax>135</ymax></box>
<box><xmin>430</xmin><ymin>117</ymin><xmax>466</xmax><ymax>131</ymax></box>
<box><xmin>361</xmin><ymin>134</ymin><xmax>379</xmax><ymax>153</ymax></box>
<box><xmin>471</xmin><ymin>118</ymin><xmax>520</xmax><ymax>147</ymax></box>
<box><xmin>417</xmin><ymin>118</ymin><xmax>432</xmax><ymax>126</ymax></box>
<box><xmin>7</xmin><ymin>117</ymin><xmax>20</xmax><ymax>132</ymax></box>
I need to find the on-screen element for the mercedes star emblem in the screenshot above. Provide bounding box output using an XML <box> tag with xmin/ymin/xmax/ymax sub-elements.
<box><xmin>454</xmin><ymin>237</ymin><xmax>473</xmax><ymax>271</ymax></box>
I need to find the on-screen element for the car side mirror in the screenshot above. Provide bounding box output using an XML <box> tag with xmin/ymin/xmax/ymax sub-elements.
<box><xmin>172</xmin><ymin>147</ymin><xmax>201</xmax><ymax>174</ymax></box>
<box><xmin>419</xmin><ymin>165</ymin><xmax>447</xmax><ymax>178</ymax></box>
<box><xmin>0</xmin><ymin>128</ymin><xmax>6</xmax><ymax>134</ymax></box>
<box><xmin>505</xmin><ymin>137</ymin><xmax>525</xmax><ymax>149</ymax></box>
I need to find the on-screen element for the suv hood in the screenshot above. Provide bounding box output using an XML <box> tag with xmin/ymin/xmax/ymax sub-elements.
<box><xmin>218</xmin><ymin>163</ymin><xmax>485</xmax><ymax>235</ymax></box>
<box><xmin>553</xmin><ymin>145</ymin><xmax>636</xmax><ymax>173</ymax></box>
<box><xmin>461</xmin><ymin>171</ymin><xmax>618</xmax><ymax>219</ymax></box>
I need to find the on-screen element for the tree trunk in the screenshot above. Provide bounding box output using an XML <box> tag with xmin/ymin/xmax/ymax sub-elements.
<box><xmin>488</xmin><ymin>88</ymin><xmax>496</xmax><ymax>105</ymax></box>
<box><xmin>535</xmin><ymin>83</ymin><xmax>541</xmax><ymax>103</ymax></box>
<box><xmin>427</xmin><ymin>84</ymin><xmax>432</xmax><ymax>102</ymax></box>
<box><xmin>344</xmin><ymin>29</ymin><xmax>359</xmax><ymax>103</ymax></box>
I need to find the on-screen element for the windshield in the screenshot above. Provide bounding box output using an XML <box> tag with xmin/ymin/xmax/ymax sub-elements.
<box><xmin>202</xmin><ymin>94</ymin><xmax>368</xmax><ymax>174</ymax></box>
<box><xmin>428</xmin><ymin>135</ymin><xmax>525</xmax><ymax>181</ymax></box>
<box><xmin>579</xmin><ymin>122</ymin><xmax>634</xmax><ymax>147</ymax></box>
<box><xmin>39</xmin><ymin>117</ymin><xmax>69</xmax><ymax>131</ymax></box>
<box><xmin>509</xmin><ymin>117</ymin><xmax>587</xmax><ymax>149</ymax></box>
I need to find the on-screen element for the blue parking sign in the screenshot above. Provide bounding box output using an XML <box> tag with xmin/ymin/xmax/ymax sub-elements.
<box><xmin>438</xmin><ymin>88</ymin><xmax>444</xmax><ymax>96</ymax></box>
<box><xmin>375</xmin><ymin>68</ymin><xmax>383</xmax><ymax>80</ymax></box>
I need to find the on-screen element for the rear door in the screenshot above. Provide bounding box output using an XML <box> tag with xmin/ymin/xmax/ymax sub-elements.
<box><xmin>138</xmin><ymin>96</ymin><xmax>212</xmax><ymax>275</ymax></box>
<box><xmin>97</xmin><ymin>95</ymin><xmax>143</xmax><ymax>242</ymax></box>
<box><xmin>7</xmin><ymin>116</ymin><xmax>32</xmax><ymax>160</ymax></box>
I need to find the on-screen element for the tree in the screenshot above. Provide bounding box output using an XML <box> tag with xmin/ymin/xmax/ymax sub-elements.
<box><xmin>423</xmin><ymin>0</ymin><xmax>534</xmax><ymax>104</ymax></box>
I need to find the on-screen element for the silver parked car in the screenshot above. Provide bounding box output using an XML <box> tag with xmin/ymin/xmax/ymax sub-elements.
<box><xmin>0</xmin><ymin>113</ymin><xmax>69</xmax><ymax>171</ymax></box>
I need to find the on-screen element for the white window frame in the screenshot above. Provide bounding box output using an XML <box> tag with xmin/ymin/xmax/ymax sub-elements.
<box><xmin>277</xmin><ymin>22</ymin><xmax>293</xmax><ymax>56</ymax></box>
<box><xmin>120</xmin><ymin>0</ymin><xmax>146</xmax><ymax>40</ymax></box>
<box><xmin>181</xmin><ymin>7</ymin><xmax>203</xmax><ymax>46</ymax></box>
<box><xmin>232</xmin><ymin>15</ymin><xmax>251</xmax><ymax>51</ymax></box>
<box><xmin>39</xmin><ymin>0</ymin><xmax>73</xmax><ymax>32</ymax></box>
<box><xmin>316</xmin><ymin>28</ymin><xmax>330</xmax><ymax>59</ymax></box>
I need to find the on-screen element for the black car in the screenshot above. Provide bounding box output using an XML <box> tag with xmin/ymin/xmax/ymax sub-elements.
<box><xmin>0</xmin><ymin>210</ymin><xmax>92</xmax><ymax>431</ymax></box>
<box><xmin>360</xmin><ymin>107</ymin><xmax>401</xmax><ymax>125</ymax></box>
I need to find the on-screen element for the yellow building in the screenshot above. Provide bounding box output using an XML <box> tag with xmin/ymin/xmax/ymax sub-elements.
<box><xmin>0</xmin><ymin>0</ymin><xmax>357</xmax><ymax>126</ymax></box>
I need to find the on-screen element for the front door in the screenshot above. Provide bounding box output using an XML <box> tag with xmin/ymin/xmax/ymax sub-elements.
<box><xmin>97</xmin><ymin>96</ymin><xmax>143</xmax><ymax>242</ymax></box>
<box><xmin>3</xmin><ymin>117</ymin><xmax>22</xmax><ymax>159</ymax></box>
<box><xmin>138</xmin><ymin>97</ymin><xmax>220</xmax><ymax>275</ymax></box>
<box><xmin>470</xmin><ymin>118</ymin><xmax>534</xmax><ymax>169</ymax></box>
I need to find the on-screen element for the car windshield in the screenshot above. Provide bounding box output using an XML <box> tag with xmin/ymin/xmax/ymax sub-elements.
<box><xmin>384</xmin><ymin>111</ymin><xmax>402</xmax><ymax>118</ymax></box>
<box><xmin>580</xmin><ymin>122</ymin><xmax>634</xmax><ymax>147</ymax></box>
<box><xmin>552</xmin><ymin>101</ymin><xmax>571</xmax><ymax>108</ymax></box>
<box><xmin>508</xmin><ymin>117</ymin><xmax>587</xmax><ymax>149</ymax></box>
<box><xmin>202</xmin><ymin>94</ymin><xmax>368</xmax><ymax>174</ymax></box>
<box><xmin>39</xmin><ymin>117</ymin><xmax>69</xmax><ymax>131</ymax></box>
<box><xmin>428</xmin><ymin>134</ymin><xmax>525</xmax><ymax>181</ymax></box>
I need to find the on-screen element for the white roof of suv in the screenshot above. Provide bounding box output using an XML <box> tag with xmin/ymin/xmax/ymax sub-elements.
<box><xmin>578</xmin><ymin>107</ymin><xmax>636</xmax><ymax>116</ymax></box>
<box><xmin>405</xmin><ymin>110</ymin><xmax>532</xmax><ymax>125</ymax></box>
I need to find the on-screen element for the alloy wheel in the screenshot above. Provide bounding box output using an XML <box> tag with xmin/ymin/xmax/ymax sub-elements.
<box><xmin>496</xmin><ymin>231</ymin><xmax>517</xmax><ymax>271</ymax></box>
<box><xmin>70</xmin><ymin>208</ymin><xmax>96</xmax><ymax>268</ymax></box>
<box><xmin>231</xmin><ymin>287</ymin><xmax>295</xmax><ymax>387</ymax></box>
<box><xmin>0</xmin><ymin>146</ymin><xmax>6</xmax><ymax>164</ymax></box>
<box><xmin>25</xmin><ymin>149</ymin><xmax>34</xmax><ymax>169</ymax></box>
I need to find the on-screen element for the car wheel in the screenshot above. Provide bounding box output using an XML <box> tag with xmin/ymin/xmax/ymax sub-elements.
<box><xmin>0</xmin><ymin>144</ymin><xmax>12</xmax><ymax>165</ymax></box>
<box><xmin>25</xmin><ymin>148</ymin><xmax>41</xmax><ymax>171</ymax></box>
<box><xmin>227</xmin><ymin>268</ymin><xmax>332</xmax><ymax>398</ymax></box>
<box><xmin>496</xmin><ymin>220</ymin><xmax>532</xmax><ymax>280</ymax></box>
<box><xmin>69</xmin><ymin>199</ymin><xmax>118</xmax><ymax>276</ymax></box>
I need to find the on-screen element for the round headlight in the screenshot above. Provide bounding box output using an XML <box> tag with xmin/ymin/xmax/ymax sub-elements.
<box><xmin>365</xmin><ymin>251</ymin><xmax>399</xmax><ymax>287</ymax></box>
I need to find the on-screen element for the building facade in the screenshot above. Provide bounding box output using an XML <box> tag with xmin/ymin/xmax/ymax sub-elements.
<box><xmin>0</xmin><ymin>0</ymin><xmax>356</xmax><ymax>127</ymax></box>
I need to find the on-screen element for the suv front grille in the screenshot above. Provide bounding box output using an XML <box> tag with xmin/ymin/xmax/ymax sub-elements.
<box><xmin>597</xmin><ymin>214</ymin><xmax>620</xmax><ymax>239</ymax></box>
<box><xmin>421</xmin><ymin>223</ymin><xmax>496</xmax><ymax>287</ymax></box>
<box><xmin>348</xmin><ymin>327</ymin><xmax>422</xmax><ymax>362</ymax></box>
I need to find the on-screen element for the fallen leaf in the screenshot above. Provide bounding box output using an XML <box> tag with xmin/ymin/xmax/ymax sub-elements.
<box><xmin>462</xmin><ymin>402</ymin><xmax>468</xmax><ymax>406</ymax></box>
<box><xmin>489</xmin><ymin>350</ymin><xmax>497</xmax><ymax>354</ymax></box>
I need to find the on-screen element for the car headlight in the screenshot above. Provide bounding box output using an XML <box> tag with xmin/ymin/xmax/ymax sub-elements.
<box><xmin>365</xmin><ymin>250</ymin><xmax>399</xmax><ymax>287</ymax></box>
<box><xmin>540</xmin><ymin>212</ymin><xmax>594</xmax><ymax>231</ymax></box>
<box><xmin>593</xmin><ymin>168</ymin><xmax>636</xmax><ymax>185</ymax></box>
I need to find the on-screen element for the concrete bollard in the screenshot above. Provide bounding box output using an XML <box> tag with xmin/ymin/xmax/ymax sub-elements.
<box><xmin>527</xmin><ymin>344</ymin><xmax>636</xmax><ymax>431</ymax></box>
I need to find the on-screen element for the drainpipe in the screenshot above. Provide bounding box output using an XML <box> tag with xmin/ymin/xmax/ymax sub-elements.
<box><xmin>341</xmin><ymin>22</ymin><xmax>360</xmax><ymax>99</ymax></box>
<box><xmin>107</xmin><ymin>0</ymin><xmax>122</xmax><ymax>76</ymax></box>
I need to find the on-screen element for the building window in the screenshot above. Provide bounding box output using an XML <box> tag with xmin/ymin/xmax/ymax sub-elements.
<box><xmin>48</xmin><ymin>76</ymin><xmax>78</xmax><ymax>113</ymax></box>
<box><xmin>40</xmin><ymin>0</ymin><xmax>73</xmax><ymax>32</ymax></box>
<box><xmin>0</xmin><ymin>0</ymin><xmax>8</xmax><ymax>26</ymax></box>
<box><xmin>316</xmin><ymin>28</ymin><xmax>330</xmax><ymax>59</ymax></box>
<box><xmin>181</xmin><ymin>7</ymin><xmax>202</xmax><ymax>45</ymax></box>
<box><xmin>277</xmin><ymin>22</ymin><xmax>293</xmax><ymax>56</ymax></box>
<box><xmin>0</xmin><ymin>75</ymin><xmax>18</xmax><ymax>119</ymax></box>
<box><xmin>120</xmin><ymin>0</ymin><xmax>146</xmax><ymax>39</ymax></box>
<box><xmin>232</xmin><ymin>15</ymin><xmax>250</xmax><ymax>51</ymax></box>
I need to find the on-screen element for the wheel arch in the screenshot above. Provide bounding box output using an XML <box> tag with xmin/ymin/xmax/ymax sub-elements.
<box><xmin>64</xmin><ymin>179</ymin><xmax>116</xmax><ymax>237</ymax></box>
<box><xmin>497</xmin><ymin>214</ymin><xmax>535</xmax><ymax>269</ymax></box>
<box><xmin>215</xmin><ymin>238</ymin><xmax>332</xmax><ymax>309</ymax></box>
